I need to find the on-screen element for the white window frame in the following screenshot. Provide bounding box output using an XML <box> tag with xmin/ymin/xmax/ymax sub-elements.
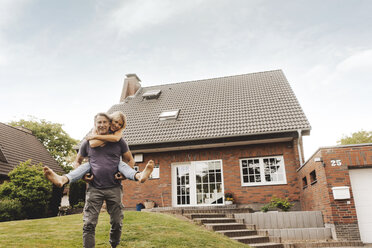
<box><xmin>143</xmin><ymin>89</ymin><xmax>161</xmax><ymax>99</ymax></box>
<box><xmin>159</xmin><ymin>109</ymin><xmax>180</xmax><ymax>121</ymax></box>
<box><xmin>239</xmin><ymin>155</ymin><xmax>287</xmax><ymax>186</ymax></box>
<box><xmin>171</xmin><ymin>159</ymin><xmax>225</xmax><ymax>207</ymax></box>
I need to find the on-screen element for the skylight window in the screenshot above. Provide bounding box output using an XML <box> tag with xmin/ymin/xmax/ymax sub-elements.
<box><xmin>159</xmin><ymin>110</ymin><xmax>180</xmax><ymax>121</ymax></box>
<box><xmin>143</xmin><ymin>89</ymin><xmax>161</xmax><ymax>99</ymax></box>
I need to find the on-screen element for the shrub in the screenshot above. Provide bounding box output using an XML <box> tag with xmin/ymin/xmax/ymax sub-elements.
<box><xmin>69</xmin><ymin>179</ymin><xmax>86</xmax><ymax>207</ymax></box>
<box><xmin>261</xmin><ymin>204</ymin><xmax>270</xmax><ymax>212</ymax></box>
<box><xmin>73</xmin><ymin>201</ymin><xmax>85</xmax><ymax>209</ymax></box>
<box><xmin>0</xmin><ymin>160</ymin><xmax>52</xmax><ymax>219</ymax></box>
<box><xmin>0</xmin><ymin>198</ymin><xmax>23</xmax><ymax>221</ymax></box>
<box><xmin>261</xmin><ymin>196</ymin><xmax>294</xmax><ymax>212</ymax></box>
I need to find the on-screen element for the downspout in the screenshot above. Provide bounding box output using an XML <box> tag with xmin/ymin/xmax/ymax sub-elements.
<box><xmin>297</xmin><ymin>129</ymin><xmax>303</xmax><ymax>166</ymax></box>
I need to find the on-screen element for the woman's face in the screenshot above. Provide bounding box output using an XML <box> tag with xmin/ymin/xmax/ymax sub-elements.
<box><xmin>111</xmin><ymin>116</ymin><xmax>124</xmax><ymax>132</ymax></box>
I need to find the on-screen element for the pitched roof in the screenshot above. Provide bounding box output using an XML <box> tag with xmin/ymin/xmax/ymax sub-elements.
<box><xmin>108</xmin><ymin>70</ymin><xmax>311</xmax><ymax>146</ymax></box>
<box><xmin>0</xmin><ymin>122</ymin><xmax>64</xmax><ymax>176</ymax></box>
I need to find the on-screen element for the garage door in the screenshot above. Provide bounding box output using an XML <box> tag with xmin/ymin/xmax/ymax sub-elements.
<box><xmin>349</xmin><ymin>168</ymin><xmax>372</xmax><ymax>243</ymax></box>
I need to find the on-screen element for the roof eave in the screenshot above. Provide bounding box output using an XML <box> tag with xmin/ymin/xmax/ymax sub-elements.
<box><xmin>129</xmin><ymin>130</ymin><xmax>307</xmax><ymax>153</ymax></box>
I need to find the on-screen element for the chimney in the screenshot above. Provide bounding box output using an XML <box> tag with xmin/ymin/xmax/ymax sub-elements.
<box><xmin>119</xmin><ymin>74</ymin><xmax>141</xmax><ymax>102</ymax></box>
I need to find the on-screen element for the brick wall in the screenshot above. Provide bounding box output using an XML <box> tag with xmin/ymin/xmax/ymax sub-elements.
<box><xmin>298</xmin><ymin>150</ymin><xmax>334</xmax><ymax>223</ymax></box>
<box><xmin>298</xmin><ymin>144</ymin><xmax>372</xmax><ymax>241</ymax></box>
<box><xmin>121</xmin><ymin>140</ymin><xmax>301</xmax><ymax>208</ymax></box>
<box><xmin>334</xmin><ymin>223</ymin><xmax>361</xmax><ymax>241</ymax></box>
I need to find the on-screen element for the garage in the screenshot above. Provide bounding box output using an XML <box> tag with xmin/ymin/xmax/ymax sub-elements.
<box><xmin>349</xmin><ymin>168</ymin><xmax>372</xmax><ymax>243</ymax></box>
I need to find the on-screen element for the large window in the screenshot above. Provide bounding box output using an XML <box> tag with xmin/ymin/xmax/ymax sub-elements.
<box><xmin>240</xmin><ymin>156</ymin><xmax>287</xmax><ymax>186</ymax></box>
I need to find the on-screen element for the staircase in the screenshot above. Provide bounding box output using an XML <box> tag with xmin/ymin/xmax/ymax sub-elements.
<box><xmin>144</xmin><ymin>207</ymin><xmax>365</xmax><ymax>247</ymax></box>
<box><xmin>186</xmin><ymin>212</ymin><xmax>283</xmax><ymax>248</ymax></box>
<box><xmin>234</xmin><ymin>212</ymin><xmax>364</xmax><ymax>248</ymax></box>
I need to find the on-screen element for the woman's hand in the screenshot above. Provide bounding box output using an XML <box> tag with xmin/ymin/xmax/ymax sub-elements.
<box><xmin>85</xmin><ymin>134</ymin><xmax>97</xmax><ymax>140</ymax></box>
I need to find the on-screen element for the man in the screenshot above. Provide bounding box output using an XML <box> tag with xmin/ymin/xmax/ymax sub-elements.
<box><xmin>73</xmin><ymin>112</ymin><xmax>149</xmax><ymax>248</ymax></box>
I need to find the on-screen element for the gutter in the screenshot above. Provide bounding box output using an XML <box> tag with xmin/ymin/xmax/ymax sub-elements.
<box><xmin>297</xmin><ymin>129</ymin><xmax>303</xmax><ymax>166</ymax></box>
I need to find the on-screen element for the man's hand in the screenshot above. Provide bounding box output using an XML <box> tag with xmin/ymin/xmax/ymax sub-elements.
<box><xmin>115</xmin><ymin>172</ymin><xmax>126</xmax><ymax>180</ymax></box>
<box><xmin>83</xmin><ymin>173</ymin><xmax>94</xmax><ymax>182</ymax></box>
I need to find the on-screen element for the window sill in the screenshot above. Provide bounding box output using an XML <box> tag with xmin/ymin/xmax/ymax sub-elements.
<box><xmin>310</xmin><ymin>180</ymin><xmax>317</xmax><ymax>185</ymax></box>
<box><xmin>241</xmin><ymin>182</ymin><xmax>287</xmax><ymax>187</ymax></box>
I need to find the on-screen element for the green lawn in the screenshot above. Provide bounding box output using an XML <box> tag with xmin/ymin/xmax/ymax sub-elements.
<box><xmin>0</xmin><ymin>211</ymin><xmax>248</xmax><ymax>248</ymax></box>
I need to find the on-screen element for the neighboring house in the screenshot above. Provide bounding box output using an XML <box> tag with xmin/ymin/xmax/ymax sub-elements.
<box><xmin>0</xmin><ymin>122</ymin><xmax>64</xmax><ymax>183</ymax></box>
<box><xmin>107</xmin><ymin>70</ymin><xmax>311</xmax><ymax>210</ymax></box>
<box><xmin>298</xmin><ymin>143</ymin><xmax>372</xmax><ymax>243</ymax></box>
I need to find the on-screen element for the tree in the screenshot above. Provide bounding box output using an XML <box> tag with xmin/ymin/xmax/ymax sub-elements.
<box><xmin>9</xmin><ymin>117</ymin><xmax>78</xmax><ymax>171</ymax></box>
<box><xmin>0</xmin><ymin>160</ymin><xmax>52</xmax><ymax>219</ymax></box>
<box><xmin>337</xmin><ymin>130</ymin><xmax>372</xmax><ymax>145</ymax></box>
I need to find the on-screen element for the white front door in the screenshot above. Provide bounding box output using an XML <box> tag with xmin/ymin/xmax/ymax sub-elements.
<box><xmin>172</xmin><ymin>160</ymin><xmax>224</xmax><ymax>206</ymax></box>
<box><xmin>349</xmin><ymin>168</ymin><xmax>372</xmax><ymax>243</ymax></box>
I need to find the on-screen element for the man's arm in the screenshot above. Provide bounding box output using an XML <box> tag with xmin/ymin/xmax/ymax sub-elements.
<box><xmin>115</xmin><ymin>149</ymin><xmax>136</xmax><ymax>181</ymax></box>
<box><xmin>73</xmin><ymin>152</ymin><xmax>93</xmax><ymax>182</ymax></box>
<box><xmin>72</xmin><ymin>153</ymin><xmax>85</xmax><ymax>169</ymax></box>
<box><xmin>122</xmin><ymin>151</ymin><xmax>135</xmax><ymax>167</ymax></box>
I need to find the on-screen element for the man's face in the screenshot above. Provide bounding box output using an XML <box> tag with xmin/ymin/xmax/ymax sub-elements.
<box><xmin>95</xmin><ymin>116</ymin><xmax>110</xmax><ymax>135</ymax></box>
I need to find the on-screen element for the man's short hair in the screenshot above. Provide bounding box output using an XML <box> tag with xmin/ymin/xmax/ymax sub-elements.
<box><xmin>94</xmin><ymin>112</ymin><xmax>111</xmax><ymax>122</ymax></box>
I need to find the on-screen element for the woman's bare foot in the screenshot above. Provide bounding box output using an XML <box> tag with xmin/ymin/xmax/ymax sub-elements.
<box><xmin>43</xmin><ymin>166</ymin><xmax>69</xmax><ymax>188</ymax></box>
<box><xmin>139</xmin><ymin>160</ymin><xmax>155</xmax><ymax>183</ymax></box>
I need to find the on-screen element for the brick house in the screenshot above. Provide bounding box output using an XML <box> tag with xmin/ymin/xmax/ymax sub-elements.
<box><xmin>0</xmin><ymin>122</ymin><xmax>64</xmax><ymax>183</ymax></box>
<box><xmin>106</xmin><ymin>70</ymin><xmax>311</xmax><ymax>210</ymax></box>
<box><xmin>298</xmin><ymin>144</ymin><xmax>372</xmax><ymax>243</ymax></box>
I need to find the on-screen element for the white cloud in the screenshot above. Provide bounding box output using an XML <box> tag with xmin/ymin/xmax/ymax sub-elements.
<box><xmin>0</xmin><ymin>0</ymin><xmax>32</xmax><ymax>66</ymax></box>
<box><xmin>0</xmin><ymin>0</ymin><xmax>30</xmax><ymax>28</ymax></box>
<box><xmin>107</xmin><ymin>0</ymin><xmax>205</xmax><ymax>36</ymax></box>
<box><xmin>322</xmin><ymin>49</ymin><xmax>372</xmax><ymax>90</ymax></box>
<box><xmin>335</xmin><ymin>49</ymin><xmax>372</xmax><ymax>75</ymax></box>
<box><xmin>300</xmin><ymin>50</ymin><xmax>372</xmax><ymax>159</ymax></box>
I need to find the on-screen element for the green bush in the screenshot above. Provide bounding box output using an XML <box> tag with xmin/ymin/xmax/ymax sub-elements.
<box><xmin>261</xmin><ymin>196</ymin><xmax>294</xmax><ymax>212</ymax></box>
<box><xmin>0</xmin><ymin>198</ymin><xmax>24</xmax><ymax>221</ymax></box>
<box><xmin>69</xmin><ymin>179</ymin><xmax>86</xmax><ymax>207</ymax></box>
<box><xmin>0</xmin><ymin>160</ymin><xmax>52</xmax><ymax>219</ymax></box>
<box><xmin>73</xmin><ymin>201</ymin><xmax>85</xmax><ymax>209</ymax></box>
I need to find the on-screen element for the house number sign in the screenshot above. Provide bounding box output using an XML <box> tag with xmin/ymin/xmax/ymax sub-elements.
<box><xmin>331</xmin><ymin>160</ymin><xmax>342</xmax><ymax>166</ymax></box>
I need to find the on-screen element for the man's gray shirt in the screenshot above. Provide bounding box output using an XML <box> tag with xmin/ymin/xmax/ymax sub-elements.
<box><xmin>79</xmin><ymin>139</ymin><xmax>129</xmax><ymax>189</ymax></box>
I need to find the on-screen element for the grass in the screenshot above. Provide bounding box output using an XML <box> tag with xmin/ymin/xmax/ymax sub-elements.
<box><xmin>0</xmin><ymin>211</ymin><xmax>248</xmax><ymax>248</ymax></box>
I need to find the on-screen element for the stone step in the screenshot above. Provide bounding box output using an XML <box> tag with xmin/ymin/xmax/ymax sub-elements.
<box><xmin>193</xmin><ymin>217</ymin><xmax>236</xmax><ymax>224</ymax></box>
<box><xmin>204</xmin><ymin>222</ymin><xmax>247</xmax><ymax>231</ymax></box>
<box><xmin>182</xmin><ymin>207</ymin><xmax>254</xmax><ymax>214</ymax></box>
<box><xmin>283</xmin><ymin>241</ymin><xmax>364</xmax><ymax>248</ymax></box>
<box><xmin>216</xmin><ymin>229</ymin><xmax>258</xmax><ymax>237</ymax></box>
<box><xmin>248</xmin><ymin>242</ymin><xmax>283</xmax><ymax>248</ymax></box>
<box><xmin>231</xmin><ymin>235</ymin><xmax>270</xmax><ymax>244</ymax></box>
<box><xmin>263</xmin><ymin>227</ymin><xmax>332</xmax><ymax>241</ymax></box>
<box><xmin>186</xmin><ymin>213</ymin><xmax>227</xmax><ymax>219</ymax></box>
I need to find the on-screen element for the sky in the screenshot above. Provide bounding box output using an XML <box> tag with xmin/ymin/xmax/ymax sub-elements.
<box><xmin>0</xmin><ymin>0</ymin><xmax>371</xmax><ymax>160</ymax></box>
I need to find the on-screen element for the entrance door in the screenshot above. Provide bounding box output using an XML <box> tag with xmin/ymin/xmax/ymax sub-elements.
<box><xmin>172</xmin><ymin>160</ymin><xmax>224</xmax><ymax>206</ymax></box>
<box><xmin>174</xmin><ymin>163</ymin><xmax>191</xmax><ymax>206</ymax></box>
<box><xmin>349</xmin><ymin>168</ymin><xmax>372</xmax><ymax>243</ymax></box>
